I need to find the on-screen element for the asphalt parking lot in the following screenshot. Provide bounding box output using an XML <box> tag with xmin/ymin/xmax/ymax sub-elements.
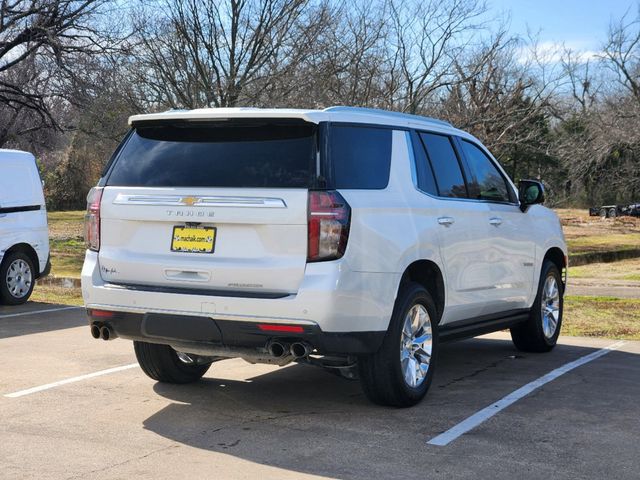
<box><xmin>1</xmin><ymin>303</ymin><xmax>639</xmax><ymax>480</ymax></box>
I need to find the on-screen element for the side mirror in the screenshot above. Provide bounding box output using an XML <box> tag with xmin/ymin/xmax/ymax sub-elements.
<box><xmin>518</xmin><ymin>180</ymin><xmax>545</xmax><ymax>212</ymax></box>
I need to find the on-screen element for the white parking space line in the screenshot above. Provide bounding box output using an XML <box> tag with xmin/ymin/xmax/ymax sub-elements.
<box><xmin>0</xmin><ymin>306</ymin><xmax>82</xmax><ymax>319</ymax></box>
<box><xmin>427</xmin><ymin>340</ymin><xmax>627</xmax><ymax>447</ymax></box>
<box><xmin>4</xmin><ymin>364</ymin><xmax>139</xmax><ymax>398</ymax></box>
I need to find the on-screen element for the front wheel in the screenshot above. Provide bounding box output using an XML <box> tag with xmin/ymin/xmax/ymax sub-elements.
<box><xmin>511</xmin><ymin>261</ymin><xmax>564</xmax><ymax>352</ymax></box>
<box><xmin>359</xmin><ymin>282</ymin><xmax>438</xmax><ymax>407</ymax></box>
<box><xmin>134</xmin><ymin>341</ymin><xmax>212</xmax><ymax>383</ymax></box>
<box><xmin>0</xmin><ymin>252</ymin><xmax>35</xmax><ymax>305</ymax></box>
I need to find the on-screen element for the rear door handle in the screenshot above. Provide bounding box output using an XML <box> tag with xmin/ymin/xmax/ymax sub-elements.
<box><xmin>438</xmin><ymin>216</ymin><xmax>455</xmax><ymax>226</ymax></box>
<box><xmin>489</xmin><ymin>217</ymin><xmax>503</xmax><ymax>226</ymax></box>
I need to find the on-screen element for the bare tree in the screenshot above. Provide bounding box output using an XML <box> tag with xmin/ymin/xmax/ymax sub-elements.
<box><xmin>560</xmin><ymin>52</ymin><xmax>598</xmax><ymax>114</ymax></box>
<box><xmin>387</xmin><ymin>0</ymin><xmax>487</xmax><ymax>114</ymax></box>
<box><xmin>442</xmin><ymin>33</ymin><xmax>544</xmax><ymax>150</ymax></box>
<box><xmin>602</xmin><ymin>6</ymin><xmax>640</xmax><ymax>103</ymax></box>
<box><xmin>132</xmin><ymin>0</ymin><xmax>311</xmax><ymax>109</ymax></box>
<box><xmin>0</xmin><ymin>1</ymin><xmax>110</xmax><ymax>142</ymax></box>
<box><xmin>278</xmin><ymin>1</ymin><xmax>389</xmax><ymax>108</ymax></box>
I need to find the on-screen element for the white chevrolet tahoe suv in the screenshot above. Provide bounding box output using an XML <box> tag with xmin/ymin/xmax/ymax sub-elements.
<box><xmin>82</xmin><ymin>107</ymin><xmax>567</xmax><ymax>407</ymax></box>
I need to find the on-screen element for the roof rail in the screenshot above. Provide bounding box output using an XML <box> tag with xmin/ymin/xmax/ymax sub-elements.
<box><xmin>324</xmin><ymin>106</ymin><xmax>452</xmax><ymax>127</ymax></box>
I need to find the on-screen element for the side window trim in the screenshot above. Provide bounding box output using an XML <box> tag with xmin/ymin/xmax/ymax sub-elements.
<box><xmin>406</xmin><ymin>131</ymin><xmax>419</xmax><ymax>189</ymax></box>
<box><xmin>454</xmin><ymin>136</ymin><xmax>518</xmax><ymax>205</ymax></box>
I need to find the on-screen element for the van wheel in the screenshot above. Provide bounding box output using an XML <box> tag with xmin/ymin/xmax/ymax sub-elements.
<box><xmin>0</xmin><ymin>252</ymin><xmax>35</xmax><ymax>305</ymax></box>
<box><xmin>134</xmin><ymin>341</ymin><xmax>212</xmax><ymax>383</ymax></box>
<box><xmin>358</xmin><ymin>282</ymin><xmax>438</xmax><ymax>407</ymax></box>
<box><xmin>511</xmin><ymin>261</ymin><xmax>563</xmax><ymax>352</ymax></box>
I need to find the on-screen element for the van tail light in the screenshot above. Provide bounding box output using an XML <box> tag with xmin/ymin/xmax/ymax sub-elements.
<box><xmin>307</xmin><ymin>191</ymin><xmax>351</xmax><ymax>262</ymax></box>
<box><xmin>84</xmin><ymin>187</ymin><xmax>103</xmax><ymax>252</ymax></box>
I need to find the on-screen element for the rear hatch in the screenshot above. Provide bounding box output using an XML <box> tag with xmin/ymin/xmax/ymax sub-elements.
<box><xmin>98</xmin><ymin>119</ymin><xmax>318</xmax><ymax>296</ymax></box>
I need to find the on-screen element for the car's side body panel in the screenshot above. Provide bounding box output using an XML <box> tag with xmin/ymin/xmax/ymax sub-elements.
<box><xmin>529</xmin><ymin>205</ymin><xmax>568</xmax><ymax>303</ymax></box>
<box><xmin>483</xmin><ymin>201</ymin><xmax>537</xmax><ymax>314</ymax></box>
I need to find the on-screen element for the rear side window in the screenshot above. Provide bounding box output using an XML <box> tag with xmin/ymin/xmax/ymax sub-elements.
<box><xmin>459</xmin><ymin>140</ymin><xmax>512</xmax><ymax>203</ymax></box>
<box><xmin>329</xmin><ymin>125</ymin><xmax>392</xmax><ymax>189</ymax></box>
<box><xmin>410</xmin><ymin>130</ymin><xmax>437</xmax><ymax>195</ymax></box>
<box><xmin>419</xmin><ymin>133</ymin><xmax>467</xmax><ymax>198</ymax></box>
<box><xmin>106</xmin><ymin>121</ymin><xmax>316</xmax><ymax>188</ymax></box>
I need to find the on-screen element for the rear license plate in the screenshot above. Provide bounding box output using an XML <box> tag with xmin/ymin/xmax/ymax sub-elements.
<box><xmin>171</xmin><ymin>226</ymin><xmax>216</xmax><ymax>253</ymax></box>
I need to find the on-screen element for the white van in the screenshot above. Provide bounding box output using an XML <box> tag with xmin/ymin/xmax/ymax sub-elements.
<box><xmin>0</xmin><ymin>149</ymin><xmax>50</xmax><ymax>305</ymax></box>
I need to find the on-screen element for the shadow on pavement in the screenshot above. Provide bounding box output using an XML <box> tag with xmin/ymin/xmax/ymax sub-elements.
<box><xmin>0</xmin><ymin>302</ymin><xmax>85</xmax><ymax>339</ymax></box>
<box><xmin>141</xmin><ymin>337</ymin><xmax>638</xmax><ymax>480</ymax></box>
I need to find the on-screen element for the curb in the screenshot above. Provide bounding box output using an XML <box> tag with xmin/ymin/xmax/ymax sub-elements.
<box><xmin>569</xmin><ymin>249</ymin><xmax>640</xmax><ymax>267</ymax></box>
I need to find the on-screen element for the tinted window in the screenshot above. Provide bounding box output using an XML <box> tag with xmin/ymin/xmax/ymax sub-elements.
<box><xmin>419</xmin><ymin>133</ymin><xmax>467</xmax><ymax>198</ymax></box>
<box><xmin>459</xmin><ymin>140</ymin><xmax>512</xmax><ymax>202</ymax></box>
<box><xmin>106</xmin><ymin>122</ymin><xmax>316</xmax><ymax>188</ymax></box>
<box><xmin>330</xmin><ymin>125</ymin><xmax>392</xmax><ymax>189</ymax></box>
<box><xmin>410</xmin><ymin>131</ymin><xmax>437</xmax><ymax>195</ymax></box>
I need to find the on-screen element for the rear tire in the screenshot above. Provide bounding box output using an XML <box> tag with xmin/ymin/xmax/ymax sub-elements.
<box><xmin>511</xmin><ymin>261</ymin><xmax>563</xmax><ymax>352</ymax></box>
<box><xmin>134</xmin><ymin>341</ymin><xmax>211</xmax><ymax>383</ymax></box>
<box><xmin>0</xmin><ymin>252</ymin><xmax>35</xmax><ymax>305</ymax></box>
<box><xmin>358</xmin><ymin>282</ymin><xmax>438</xmax><ymax>407</ymax></box>
<box><xmin>608</xmin><ymin>208</ymin><xmax>617</xmax><ymax>218</ymax></box>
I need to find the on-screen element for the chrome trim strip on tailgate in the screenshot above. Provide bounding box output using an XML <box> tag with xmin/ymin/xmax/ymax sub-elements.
<box><xmin>112</xmin><ymin>194</ymin><xmax>287</xmax><ymax>208</ymax></box>
<box><xmin>103</xmin><ymin>282</ymin><xmax>291</xmax><ymax>299</ymax></box>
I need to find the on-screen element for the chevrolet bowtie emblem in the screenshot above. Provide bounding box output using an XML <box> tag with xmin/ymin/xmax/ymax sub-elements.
<box><xmin>181</xmin><ymin>196</ymin><xmax>197</xmax><ymax>206</ymax></box>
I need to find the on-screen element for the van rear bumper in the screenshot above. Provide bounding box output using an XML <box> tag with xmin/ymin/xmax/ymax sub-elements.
<box><xmin>81</xmin><ymin>250</ymin><xmax>398</xmax><ymax>339</ymax></box>
<box><xmin>39</xmin><ymin>254</ymin><xmax>51</xmax><ymax>278</ymax></box>
<box><xmin>86</xmin><ymin>308</ymin><xmax>385</xmax><ymax>354</ymax></box>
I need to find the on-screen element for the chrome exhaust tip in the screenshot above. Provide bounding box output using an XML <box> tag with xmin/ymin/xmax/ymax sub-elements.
<box><xmin>290</xmin><ymin>342</ymin><xmax>311</xmax><ymax>359</ymax></box>
<box><xmin>99</xmin><ymin>325</ymin><xmax>113</xmax><ymax>341</ymax></box>
<box><xmin>267</xmin><ymin>341</ymin><xmax>287</xmax><ymax>358</ymax></box>
<box><xmin>90</xmin><ymin>324</ymin><xmax>101</xmax><ymax>339</ymax></box>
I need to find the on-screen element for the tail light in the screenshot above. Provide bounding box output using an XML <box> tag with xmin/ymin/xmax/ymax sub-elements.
<box><xmin>307</xmin><ymin>191</ymin><xmax>351</xmax><ymax>262</ymax></box>
<box><xmin>84</xmin><ymin>187</ymin><xmax>103</xmax><ymax>251</ymax></box>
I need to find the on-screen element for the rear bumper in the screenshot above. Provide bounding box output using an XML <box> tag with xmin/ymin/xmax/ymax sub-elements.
<box><xmin>81</xmin><ymin>250</ymin><xmax>398</xmax><ymax>342</ymax></box>
<box><xmin>87</xmin><ymin>309</ymin><xmax>385</xmax><ymax>354</ymax></box>
<box><xmin>39</xmin><ymin>254</ymin><xmax>51</xmax><ymax>278</ymax></box>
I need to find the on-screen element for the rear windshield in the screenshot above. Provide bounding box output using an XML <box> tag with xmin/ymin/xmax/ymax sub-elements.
<box><xmin>106</xmin><ymin>121</ymin><xmax>317</xmax><ymax>188</ymax></box>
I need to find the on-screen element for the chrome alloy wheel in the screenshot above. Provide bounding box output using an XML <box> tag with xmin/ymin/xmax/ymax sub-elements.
<box><xmin>6</xmin><ymin>259</ymin><xmax>32</xmax><ymax>299</ymax></box>
<box><xmin>400</xmin><ymin>304</ymin><xmax>433</xmax><ymax>388</ymax></box>
<box><xmin>541</xmin><ymin>275</ymin><xmax>561</xmax><ymax>339</ymax></box>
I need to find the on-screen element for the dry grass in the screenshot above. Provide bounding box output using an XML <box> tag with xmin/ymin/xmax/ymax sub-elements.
<box><xmin>564</xmin><ymin>295</ymin><xmax>640</xmax><ymax>340</ymax></box>
<box><xmin>556</xmin><ymin>208</ymin><xmax>640</xmax><ymax>255</ymax></box>
<box><xmin>47</xmin><ymin>210</ymin><xmax>85</xmax><ymax>278</ymax></box>
<box><xmin>31</xmin><ymin>284</ymin><xmax>84</xmax><ymax>306</ymax></box>
<box><xmin>48</xmin><ymin>210</ymin><xmax>84</xmax><ymax>240</ymax></box>
<box><xmin>569</xmin><ymin>258</ymin><xmax>640</xmax><ymax>281</ymax></box>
